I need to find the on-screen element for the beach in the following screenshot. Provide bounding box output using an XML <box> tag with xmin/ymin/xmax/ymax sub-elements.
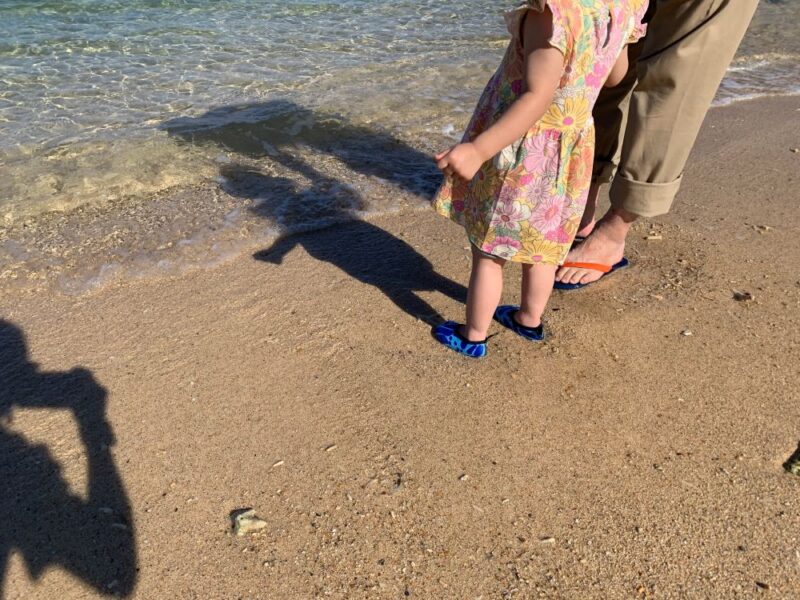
<box><xmin>1</xmin><ymin>95</ymin><xmax>799</xmax><ymax>598</ymax></box>
<box><xmin>2</xmin><ymin>1</ymin><xmax>800</xmax><ymax>290</ymax></box>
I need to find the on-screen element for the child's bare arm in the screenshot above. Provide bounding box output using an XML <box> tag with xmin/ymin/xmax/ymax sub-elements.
<box><xmin>436</xmin><ymin>9</ymin><xmax>564</xmax><ymax>180</ymax></box>
<box><xmin>471</xmin><ymin>10</ymin><xmax>564</xmax><ymax>162</ymax></box>
<box><xmin>605</xmin><ymin>45</ymin><xmax>629</xmax><ymax>88</ymax></box>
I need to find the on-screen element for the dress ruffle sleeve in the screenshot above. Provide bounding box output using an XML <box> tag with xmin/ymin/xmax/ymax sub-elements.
<box><xmin>504</xmin><ymin>0</ymin><xmax>571</xmax><ymax>56</ymax></box>
<box><xmin>627</xmin><ymin>0</ymin><xmax>649</xmax><ymax>44</ymax></box>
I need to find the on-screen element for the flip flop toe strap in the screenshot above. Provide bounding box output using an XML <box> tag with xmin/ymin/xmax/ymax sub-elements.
<box><xmin>560</xmin><ymin>261</ymin><xmax>613</xmax><ymax>274</ymax></box>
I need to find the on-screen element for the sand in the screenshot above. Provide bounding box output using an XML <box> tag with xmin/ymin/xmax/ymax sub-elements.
<box><xmin>1</xmin><ymin>96</ymin><xmax>799</xmax><ymax>599</ymax></box>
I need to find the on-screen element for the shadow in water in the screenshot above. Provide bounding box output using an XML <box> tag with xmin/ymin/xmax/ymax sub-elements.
<box><xmin>161</xmin><ymin>100</ymin><xmax>442</xmax><ymax>198</ymax></box>
<box><xmin>0</xmin><ymin>321</ymin><xmax>136</xmax><ymax>597</ymax></box>
<box><xmin>162</xmin><ymin>101</ymin><xmax>465</xmax><ymax>322</ymax></box>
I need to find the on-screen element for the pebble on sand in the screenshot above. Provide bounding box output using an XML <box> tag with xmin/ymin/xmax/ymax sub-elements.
<box><xmin>681</xmin><ymin>329</ymin><xmax>693</xmax><ymax>336</ymax></box>
<box><xmin>783</xmin><ymin>446</ymin><xmax>800</xmax><ymax>476</ymax></box>
<box><xmin>732</xmin><ymin>290</ymin><xmax>754</xmax><ymax>302</ymax></box>
<box><xmin>785</xmin><ymin>461</ymin><xmax>800</xmax><ymax>476</ymax></box>
<box><xmin>232</xmin><ymin>509</ymin><xmax>268</xmax><ymax>536</ymax></box>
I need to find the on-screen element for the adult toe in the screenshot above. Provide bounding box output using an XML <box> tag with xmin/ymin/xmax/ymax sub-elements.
<box><xmin>567</xmin><ymin>269</ymin><xmax>586</xmax><ymax>285</ymax></box>
<box><xmin>556</xmin><ymin>267</ymin><xmax>574</xmax><ymax>283</ymax></box>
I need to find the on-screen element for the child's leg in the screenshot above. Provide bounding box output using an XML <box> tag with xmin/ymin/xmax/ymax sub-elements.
<box><xmin>516</xmin><ymin>263</ymin><xmax>557</xmax><ymax>328</ymax></box>
<box><xmin>463</xmin><ymin>246</ymin><xmax>505</xmax><ymax>341</ymax></box>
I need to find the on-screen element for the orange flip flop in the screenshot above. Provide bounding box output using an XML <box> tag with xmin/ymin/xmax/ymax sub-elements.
<box><xmin>554</xmin><ymin>258</ymin><xmax>629</xmax><ymax>290</ymax></box>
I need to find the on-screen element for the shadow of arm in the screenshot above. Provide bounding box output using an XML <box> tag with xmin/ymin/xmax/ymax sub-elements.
<box><xmin>32</xmin><ymin>368</ymin><xmax>117</xmax><ymax>448</ymax></box>
<box><xmin>253</xmin><ymin>237</ymin><xmax>298</xmax><ymax>265</ymax></box>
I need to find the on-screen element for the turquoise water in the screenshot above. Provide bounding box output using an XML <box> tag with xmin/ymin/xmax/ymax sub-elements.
<box><xmin>1</xmin><ymin>0</ymin><xmax>799</xmax><ymax>292</ymax></box>
<box><xmin>0</xmin><ymin>0</ymin><xmax>503</xmax><ymax>218</ymax></box>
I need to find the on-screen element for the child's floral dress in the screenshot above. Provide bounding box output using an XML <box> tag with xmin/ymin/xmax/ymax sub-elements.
<box><xmin>433</xmin><ymin>0</ymin><xmax>648</xmax><ymax>265</ymax></box>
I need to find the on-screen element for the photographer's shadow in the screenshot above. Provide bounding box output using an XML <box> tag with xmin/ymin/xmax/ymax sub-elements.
<box><xmin>230</xmin><ymin>164</ymin><xmax>465</xmax><ymax>323</ymax></box>
<box><xmin>162</xmin><ymin>100</ymin><xmax>465</xmax><ymax>323</ymax></box>
<box><xmin>0</xmin><ymin>320</ymin><xmax>136</xmax><ymax>597</ymax></box>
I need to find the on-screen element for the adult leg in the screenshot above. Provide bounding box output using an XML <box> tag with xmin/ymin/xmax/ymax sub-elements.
<box><xmin>576</xmin><ymin>38</ymin><xmax>646</xmax><ymax>238</ymax></box>
<box><xmin>557</xmin><ymin>0</ymin><xmax>759</xmax><ymax>286</ymax></box>
<box><xmin>463</xmin><ymin>246</ymin><xmax>505</xmax><ymax>341</ymax></box>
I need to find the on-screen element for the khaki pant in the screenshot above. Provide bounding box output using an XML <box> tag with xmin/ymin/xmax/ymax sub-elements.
<box><xmin>593</xmin><ymin>0</ymin><xmax>759</xmax><ymax>217</ymax></box>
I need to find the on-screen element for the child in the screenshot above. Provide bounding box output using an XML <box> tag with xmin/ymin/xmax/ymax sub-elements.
<box><xmin>431</xmin><ymin>0</ymin><xmax>648</xmax><ymax>357</ymax></box>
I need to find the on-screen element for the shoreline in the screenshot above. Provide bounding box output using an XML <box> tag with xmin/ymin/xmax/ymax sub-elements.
<box><xmin>1</xmin><ymin>94</ymin><xmax>797</xmax><ymax>300</ymax></box>
<box><xmin>1</xmin><ymin>96</ymin><xmax>799</xmax><ymax>598</ymax></box>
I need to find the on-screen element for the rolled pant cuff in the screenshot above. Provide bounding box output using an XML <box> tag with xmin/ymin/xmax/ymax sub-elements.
<box><xmin>608</xmin><ymin>174</ymin><xmax>682</xmax><ymax>218</ymax></box>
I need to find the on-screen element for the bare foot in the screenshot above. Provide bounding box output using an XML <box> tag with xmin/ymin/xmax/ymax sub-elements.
<box><xmin>556</xmin><ymin>207</ymin><xmax>636</xmax><ymax>286</ymax></box>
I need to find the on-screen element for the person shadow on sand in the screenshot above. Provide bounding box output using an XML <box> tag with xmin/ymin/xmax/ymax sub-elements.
<box><xmin>237</xmin><ymin>165</ymin><xmax>465</xmax><ymax>323</ymax></box>
<box><xmin>162</xmin><ymin>100</ymin><xmax>465</xmax><ymax>323</ymax></box>
<box><xmin>0</xmin><ymin>320</ymin><xmax>136</xmax><ymax>597</ymax></box>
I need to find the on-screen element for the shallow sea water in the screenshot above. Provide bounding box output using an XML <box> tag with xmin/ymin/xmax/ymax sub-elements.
<box><xmin>1</xmin><ymin>0</ymin><xmax>798</xmax><ymax>293</ymax></box>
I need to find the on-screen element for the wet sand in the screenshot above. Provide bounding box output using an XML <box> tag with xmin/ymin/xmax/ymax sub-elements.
<box><xmin>1</xmin><ymin>96</ymin><xmax>799</xmax><ymax>599</ymax></box>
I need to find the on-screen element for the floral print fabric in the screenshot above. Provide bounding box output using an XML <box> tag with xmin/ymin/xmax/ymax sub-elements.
<box><xmin>433</xmin><ymin>0</ymin><xmax>648</xmax><ymax>265</ymax></box>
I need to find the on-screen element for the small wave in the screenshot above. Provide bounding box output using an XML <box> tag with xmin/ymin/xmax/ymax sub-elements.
<box><xmin>0</xmin><ymin>105</ymin><xmax>442</xmax><ymax>296</ymax></box>
<box><xmin>726</xmin><ymin>60</ymin><xmax>771</xmax><ymax>73</ymax></box>
<box><xmin>714</xmin><ymin>54</ymin><xmax>800</xmax><ymax>106</ymax></box>
<box><xmin>729</xmin><ymin>52</ymin><xmax>798</xmax><ymax>68</ymax></box>
<box><xmin>0</xmin><ymin>135</ymin><xmax>218</xmax><ymax>221</ymax></box>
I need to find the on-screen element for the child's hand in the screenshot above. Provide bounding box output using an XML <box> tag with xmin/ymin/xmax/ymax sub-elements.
<box><xmin>435</xmin><ymin>143</ymin><xmax>485</xmax><ymax>181</ymax></box>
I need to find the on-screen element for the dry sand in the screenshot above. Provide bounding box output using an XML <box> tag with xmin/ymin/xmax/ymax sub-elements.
<box><xmin>1</xmin><ymin>96</ymin><xmax>799</xmax><ymax>599</ymax></box>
